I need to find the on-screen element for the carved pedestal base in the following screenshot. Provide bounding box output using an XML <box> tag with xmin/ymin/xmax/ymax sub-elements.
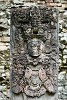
<box><xmin>12</xmin><ymin>93</ymin><xmax>58</xmax><ymax>100</ymax></box>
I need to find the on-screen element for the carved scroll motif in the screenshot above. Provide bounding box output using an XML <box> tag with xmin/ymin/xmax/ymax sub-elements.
<box><xmin>11</xmin><ymin>6</ymin><xmax>58</xmax><ymax>97</ymax></box>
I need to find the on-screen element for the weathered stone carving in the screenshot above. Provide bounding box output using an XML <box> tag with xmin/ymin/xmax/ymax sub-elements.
<box><xmin>11</xmin><ymin>5</ymin><xmax>58</xmax><ymax>99</ymax></box>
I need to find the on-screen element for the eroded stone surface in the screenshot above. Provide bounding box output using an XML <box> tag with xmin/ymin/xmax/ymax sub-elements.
<box><xmin>0</xmin><ymin>1</ymin><xmax>67</xmax><ymax>100</ymax></box>
<box><xmin>11</xmin><ymin>6</ymin><xmax>58</xmax><ymax>99</ymax></box>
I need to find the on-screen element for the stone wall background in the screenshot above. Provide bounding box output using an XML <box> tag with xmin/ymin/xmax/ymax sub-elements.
<box><xmin>0</xmin><ymin>0</ymin><xmax>67</xmax><ymax>100</ymax></box>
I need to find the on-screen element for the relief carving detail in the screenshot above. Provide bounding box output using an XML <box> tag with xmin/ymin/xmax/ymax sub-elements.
<box><xmin>11</xmin><ymin>5</ymin><xmax>58</xmax><ymax>99</ymax></box>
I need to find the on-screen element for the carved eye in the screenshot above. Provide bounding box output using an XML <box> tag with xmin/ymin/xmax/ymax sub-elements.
<box><xmin>26</xmin><ymin>28</ymin><xmax>31</xmax><ymax>34</ymax></box>
<box><xmin>38</xmin><ymin>28</ymin><xmax>44</xmax><ymax>34</ymax></box>
<box><xmin>26</xmin><ymin>67</ymin><xmax>29</xmax><ymax>71</ymax></box>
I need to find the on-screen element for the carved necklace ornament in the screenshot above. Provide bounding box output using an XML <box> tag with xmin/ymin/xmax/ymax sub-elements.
<box><xmin>11</xmin><ymin>5</ymin><xmax>58</xmax><ymax>98</ymax></box>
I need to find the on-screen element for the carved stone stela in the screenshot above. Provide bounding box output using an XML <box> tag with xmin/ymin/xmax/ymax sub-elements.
<box><xmin>11</xmin><ymin>5</ymin><xmax>58</xmax><ymax>100</ymax></box>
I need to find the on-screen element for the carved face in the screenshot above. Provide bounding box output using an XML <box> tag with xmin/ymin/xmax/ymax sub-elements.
<box><xmin>27</xmin><ymin>38</ymin><xmax>44</xmax><ymax>57</ymax></box>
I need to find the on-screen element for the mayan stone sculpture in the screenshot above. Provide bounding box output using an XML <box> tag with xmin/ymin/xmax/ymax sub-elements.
<box><xmin>11</xmin><ymin>5</ymin><xmax>58</xmax><ymax>100</ymax></box>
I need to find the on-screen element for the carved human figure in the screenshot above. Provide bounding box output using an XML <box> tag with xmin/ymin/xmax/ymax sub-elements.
<box><xmin>24</xmin><ymin>38</ymin><xmax>55</xmax><ymax>97</ymax></box>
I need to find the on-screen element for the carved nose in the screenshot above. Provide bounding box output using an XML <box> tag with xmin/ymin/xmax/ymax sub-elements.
<box><xmin>33</xmin><ymin>27</ymin><xmax>38</xmax><ymax>34</ymax></box>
